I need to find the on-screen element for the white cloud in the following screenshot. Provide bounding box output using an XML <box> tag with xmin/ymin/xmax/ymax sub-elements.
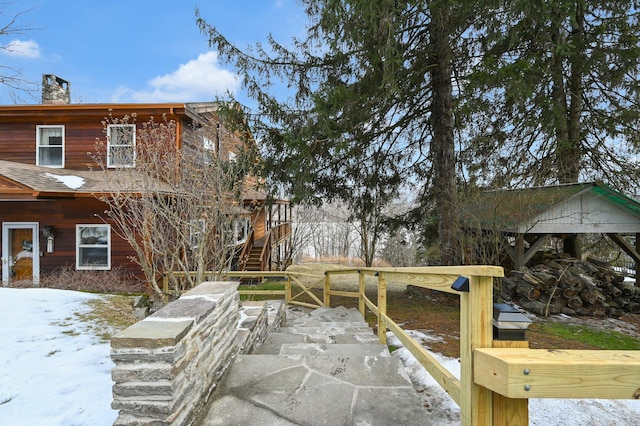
<box><xmin>113</xmin><ymin>52</ymin><xmax>240</xmax><ymax>103</ymax></box>
<box><xmin>2</xmin><ymin>39</ymin><xmax>41</xmax><ymax>58</ymax></box>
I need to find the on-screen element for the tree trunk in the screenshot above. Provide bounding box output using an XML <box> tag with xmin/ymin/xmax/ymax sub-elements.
<box><xmin>429</xmin><ymin>2</ymin><xmax>460</xmax><ymax>265</ymax></box>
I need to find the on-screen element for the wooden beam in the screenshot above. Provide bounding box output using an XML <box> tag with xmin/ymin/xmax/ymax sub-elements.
<box><xmin>607</xmin><ymin>233</ymin><xmax>640</xmax><ymax>264</ymax></box>
<box><xmin>503</xmin><ymin>238</ymin><xmax>516</xmax><ymax>265</ymax></box>
<box><xmin>492</xmin><ymin>341</ymin><xmax>529</xmax><ymax>426</ymax></box>
<box><xmin>371</xmin><ymin>265</ymin><xmax>504</xmax><ymax>277</ymax></box>
<box><xmin>377</xmin><ymin>272</ymin><xmax>387</xmax><ymax>345</ymax></box>
<box><xmin>506</xmin><ymin>234</ymin><xmax>552</xmax><ymax>271</ymax></box>
<box><xmin>474</xmin><ymin>348</ymin><xmax>640</xmax><ymax>399</ymax></box>
<box><xmin>523</xmin><ymin>234</ymin><xmax>552</xmax><ymax>265</ymax></box>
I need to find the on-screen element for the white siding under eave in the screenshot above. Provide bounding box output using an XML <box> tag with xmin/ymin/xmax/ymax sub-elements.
<box><xmin>518</xmin><ymin>193</ymin><xmax>640</xmax><ymax>234</ymax></box>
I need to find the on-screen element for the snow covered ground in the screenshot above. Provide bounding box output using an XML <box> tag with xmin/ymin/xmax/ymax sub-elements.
<box><xmin>387</xmin><ymin>331</ymin><xmax>640</xmax><ymax>426</ymax></box>
<box><xmin>0</xmin><ymin>288</ymin><xmax>116</xmax><ymax>426</ymax></box>
<box><xmin>0</xmin><ymin>287</ymin><xmax>639</xmax><ymax>425</ymax></box>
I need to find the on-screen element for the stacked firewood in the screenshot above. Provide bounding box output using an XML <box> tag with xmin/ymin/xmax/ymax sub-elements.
<box><xmin>500</xmin><ymin>255</ymin><xmax>639</xmax><ymax>318</ymax></box>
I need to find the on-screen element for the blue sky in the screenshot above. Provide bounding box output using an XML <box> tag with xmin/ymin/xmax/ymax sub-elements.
<box><xmin>0</xmin><ymin>0</ymin><xmax>306</xmax><ymax>106</ymax></box>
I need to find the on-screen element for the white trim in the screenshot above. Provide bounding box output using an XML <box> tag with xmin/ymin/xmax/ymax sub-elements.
<box><xmin>76</xmin><ymin>224</ymin><xmax>111</xmax><ymax>270</ymax></box>
<box><xmin>36</xmin><ymin>125</ymin><xmax>65</xmax><ymax>168</ymax></box>
<box><xmin>107</xmin><ymin>124</ymin><xmax>136</xmax><ymax>168</ymax></box>
<box><xmin>2</xmin><ymin>222</ymin><xmax>40</xmax><ymax>284</ymax></box>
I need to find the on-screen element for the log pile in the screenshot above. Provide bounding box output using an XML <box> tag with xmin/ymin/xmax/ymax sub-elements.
<box><xmin>500</xmin><ymin>255</ymin><xmax>639</xmax><ymax>318</ymax></box>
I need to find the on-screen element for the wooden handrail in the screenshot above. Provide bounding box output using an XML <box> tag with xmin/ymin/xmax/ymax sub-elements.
<box><xmin>259</xmin><ymin>231</ymin><xmax>271</xmax><ymax>271</ymax></box>
<box><xmin>237</xmin><ymin>228</ymin><xmax>255</xmax><ymax>271</ymax></box>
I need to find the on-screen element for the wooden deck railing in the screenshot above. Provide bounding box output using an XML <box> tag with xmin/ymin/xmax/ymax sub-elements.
<box><xmin>162</xmin><ymin>270</ymin><xmax>326</xmax><ymax>309</ymax></box>
<box><xmin>268</xmin><ymin>222</ymin><xmax>291</xmax><ymax>244</ymax></box>
<box><xmin>236</xmin><ymin>228</ymin><xmax>255</xmax><ymax>271</ymax></box>
<box><xmin>162</xmin><ymin>265</ymin><xmax>640</xmax><ymax>426</ymax></box>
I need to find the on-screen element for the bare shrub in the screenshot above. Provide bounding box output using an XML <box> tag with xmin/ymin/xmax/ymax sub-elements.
<box><xmin>9</xmin><ymin>265</ymin><xmax>148</xmax><ymax>294</ymax></box>
<box><xmin>92</xmin><ymin>112</ymin><xmax>255</xmax><ymax>298</ymax></box>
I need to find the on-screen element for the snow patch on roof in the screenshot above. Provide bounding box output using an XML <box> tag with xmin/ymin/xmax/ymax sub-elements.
<box><xmin>43</xmin><ymin>173</ymin><xmax>85</xmax><ymax>190</ymax></box>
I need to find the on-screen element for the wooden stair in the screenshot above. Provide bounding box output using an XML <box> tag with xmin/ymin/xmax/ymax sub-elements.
<box><xmin>239</xmin><ymin>238</ymin><xmax>266</xmax><ymax>285</ymax></box>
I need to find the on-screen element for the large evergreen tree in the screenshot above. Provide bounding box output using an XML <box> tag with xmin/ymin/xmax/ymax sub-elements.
<box><xmin>198</xmin><ymin>0</ymin><xmax>471</xmax><ymax>265</ymax></box>
<box><xmin>461</xmin><ymin>0</ymin><xmax>640</xmax><ymax>191</ymax></box>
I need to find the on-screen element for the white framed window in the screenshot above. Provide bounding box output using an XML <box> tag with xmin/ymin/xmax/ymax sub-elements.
<box><xmin>189</xmin><ymin>219</ymin><xmax>206</xmax><ymax>249</ymax></box>
<box><xmin>107</xmin><ymin>124</ymin><xmax>136</xmax><ymax>168</ymax></box>
<box><xmin>233</xmin><ymin>218</ymin><xmax>250</xmax><ymax>244</ymax></box>
<box><xmin>228</xmin><ymin>151</ymin><xmax>237</xmax><ymax>163</ymax></box>
<box><xmin>76</xmin><ymin>224</ymin><xmax>111</xmax><ymax>270</ymax></box>
<box><xmin>203</xmin><ymin>136</ymin><xmax>216</xmax><ymax>165</ymax></box>
<box><xmin>36</xmin><ymin>125</ymin><xmax>64</xmax><ymax>167</ymax></box>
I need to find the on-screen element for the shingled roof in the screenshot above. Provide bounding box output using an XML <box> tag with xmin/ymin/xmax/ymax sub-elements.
<box><xmin>0</xmin><ymin>160</ymin><xmax>171</xmax><ymax>197</ymax></box>
<box><xmin>0</xmin><ymin>160</ymin><xmax>272</xmax><ymax>208</ymax></box>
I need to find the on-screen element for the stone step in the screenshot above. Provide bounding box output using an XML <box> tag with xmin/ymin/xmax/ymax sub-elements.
<box><xmin>283</xmin><ymin>320</ymin><xmax>370</xmax><ymax>328</ymax></box>
<box><xmin>278</xmin><ymin>325</ymin><xmax>375</xmax><ymax>335</ymax></box>
<box><xmin>199</xmin><ymin>354</ymin><xmax>431</xmax><ymax>426</ymax></box>
<box><xmin>250</xmin><ymin>332</ymin><xmax>306</xmax><ymax>354</ymax></box>
<box><xmin>251</xmin><ymin>331</ymin><xmax>381</xmax><ymax>354</ymax></box>
<box><xmin>197</xmin><ymin>306</ymin><xmax>431</xmax><ymax>425</ymax></box>
<box><xmin>287</xmin><ymin>306</ymin><xmax>366</xmax><ymax>326</ymax></box>
<box><xmin>237</xmin><ymin>300</ymin><xmax>286</xmax><ymax>354</ymax></box>
<box><xmin>278</xmin><ymin>342</ymin><xmax>390</xmax><ymax>357</ymax></box>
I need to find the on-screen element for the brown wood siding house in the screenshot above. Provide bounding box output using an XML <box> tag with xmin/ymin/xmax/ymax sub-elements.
<box><xmin>0</xmin><ymin>77</ymin><xmax>291</xmax><ymax>286</ymax></box>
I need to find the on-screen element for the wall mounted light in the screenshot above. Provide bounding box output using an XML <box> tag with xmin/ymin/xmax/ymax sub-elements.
<box><xmin>41</xmin><ymin>225</ymin><xmax>55</xmax><ymax>253</ymax></box>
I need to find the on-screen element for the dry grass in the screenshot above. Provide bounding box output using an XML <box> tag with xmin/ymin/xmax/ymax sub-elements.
<box><xmin>6</xmin><ymin>267</ymin><xmax>144</xmax><ymax>340</ymax></box>
<box><xmin>75</xmin><ymin>295</ymin><xmax>139</xmax><ymax>341</ymax></box>
<box><xmin>8</xmin><ymin>265</ymin><xmax>148</xmax><ymax>295</ymax></box>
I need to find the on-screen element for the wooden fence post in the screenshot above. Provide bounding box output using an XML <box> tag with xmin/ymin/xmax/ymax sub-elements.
<box><xmin>460</xmin><ymin>275</ymin><xmax>493</xmax><ymax>426</ymax></box>
<box><xmin>285</xmin><ymin>274</ymin><xmax>291</xmax><ymax>304</ymax></box>
<box><xmin>324</xmin><ymin>273</ymin><xmax>331</xmax><ymax>307</ymax></box>
<box><xmin>377</xmin><ymin>272</ymin><xmax>387</xmax><ymax>345</ymax></box>
<box><xmin>359</xmin><ymin>270</ymin><xmax>365</xmax><ymax>318</ymax></box>
<box><xmin>491</xmin><ymin>340</ymin><xmax>529</xmax><ymax>425</ymax></box>
<box><xmin>162</xmin><ymin>274</ymin><xmax>169</xmax><ymax>304</ymax></box>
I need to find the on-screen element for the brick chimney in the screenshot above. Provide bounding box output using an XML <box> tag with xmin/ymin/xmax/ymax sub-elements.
<box><xmin>42</xmin><ymin>74</ymin><xmax>70</xmax><ymax>104</ymax></box>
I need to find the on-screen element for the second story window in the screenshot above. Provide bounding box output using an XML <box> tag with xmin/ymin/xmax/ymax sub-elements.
<box><xmin>107</xmin><ymin>124</ymin><xmax>136</xmax><ymax>168</ymax></box>
<box><xmin>203</xmin><ymin>136</ymin><xmax>216</xmax><ymax>165</ymax></box>
<box><xmin>36</xmin><ymin>125</ymin><xmax>64</xmax><ymax>168</ymax></box>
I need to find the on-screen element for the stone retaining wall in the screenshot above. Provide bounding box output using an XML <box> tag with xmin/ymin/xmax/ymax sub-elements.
<box><xmin>110</xmin><ymin>281</ymin><xmax>240</xmax><ymax>426</ymax></box>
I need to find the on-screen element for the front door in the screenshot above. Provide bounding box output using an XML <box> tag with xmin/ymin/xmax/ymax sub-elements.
<box><xmin>2</xmin><ymin>223</ymin><xmax>39</xmax><ymax>285</ymax></box>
